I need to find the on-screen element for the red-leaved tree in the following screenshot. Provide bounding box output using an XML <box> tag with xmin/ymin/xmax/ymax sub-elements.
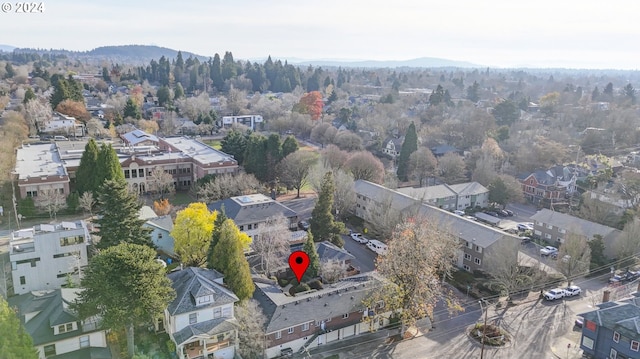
<box><xmin>296</xmin><ymin>91</ymin><xmax>323</xmax><ymax>120</ymax></box>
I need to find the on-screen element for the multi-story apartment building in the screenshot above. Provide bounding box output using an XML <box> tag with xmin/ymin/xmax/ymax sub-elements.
<box><xmin>9</xmin><ymin>221</ymin><xmax>90</xmax><ymax>295</ymax></box>
<box><xmin>397</xmin><ymin>181</ymin><xmax>489</xmax><ymax>210</ymax></box>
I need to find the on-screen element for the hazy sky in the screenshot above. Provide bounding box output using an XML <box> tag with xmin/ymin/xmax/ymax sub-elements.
<box><xmin>1</xmin><ymin>0</ymin><xmax>638</xmax><ymax>69</ymax></box>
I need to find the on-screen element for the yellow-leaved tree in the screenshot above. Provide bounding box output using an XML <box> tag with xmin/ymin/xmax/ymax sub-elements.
<box><xmin>171</xmin><ymin>202</ymin><xmax>217</xmax><ymax>267</ymax></box>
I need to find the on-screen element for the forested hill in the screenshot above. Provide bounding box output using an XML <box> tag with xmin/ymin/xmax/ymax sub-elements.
<box><xmin>10</xmin><ymin>45</ymin><xmax>208</xmax><ymax>63</ymax></box>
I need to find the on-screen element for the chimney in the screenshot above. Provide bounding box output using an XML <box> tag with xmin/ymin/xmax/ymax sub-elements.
<box><xmin>602</xmin><ymin>290</ymin><xmax>610</xmax><ymax>303</ymax></box>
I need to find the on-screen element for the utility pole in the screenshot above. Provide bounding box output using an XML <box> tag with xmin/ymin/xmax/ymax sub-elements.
<box><xmin>479</xmin><ymin>299</ymin><xmax>488</xmax><ymax>359</ymax></box>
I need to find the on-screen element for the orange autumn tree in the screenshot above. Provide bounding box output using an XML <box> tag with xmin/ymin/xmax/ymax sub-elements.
<box><xmin>296</xmin><ymin>91</ymin><xmax>323</xmax><ymax>120</ymax></box>
<box><xmin>153</xmin><ymin>199</ymin><xmax>172</xmax><ymax>216</ymax></box>
<box><xmin>55</xmin><ymin>100</ymin><xmax>91</xmax><ymax>122</ymax></box>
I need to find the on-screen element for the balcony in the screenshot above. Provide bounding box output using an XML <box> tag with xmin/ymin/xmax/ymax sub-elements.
<box><xmin>183</xmin><ymin>340</ymin><xmax>234</xmax><ymax>359</ymax></box>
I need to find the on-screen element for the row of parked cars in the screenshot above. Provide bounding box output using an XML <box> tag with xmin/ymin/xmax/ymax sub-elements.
<box><xmin>349</xmin><ymin>232</ymin><xmax>388</xmax><ymax>255</ymax></box>
<box><xmin>609</xmin><ymin>270</ymin><xmax>640</xmax><ymax>285</ymax></box>
<box><xmin>543</xmin><ymin>285</ymin><xmax>582</xmax><ymax>300</ymax></box>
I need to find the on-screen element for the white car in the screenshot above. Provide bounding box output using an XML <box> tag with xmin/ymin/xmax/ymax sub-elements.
<box><xmin>564</xmin><ymin>286</ymin><xmax>582</xmax><ymax>297</ymax></box>
<box><xmin>544</xmin><ymin>288</ymin><xmax>566</xmax><ymax>301</ymax></box>
<box><xmin>540</xmin><ymin>246</ymin><xmax>558</xmax><ymax>256</ymax></box>
<box><xmin>453</xmin><ymin>210</ymin><xmax>465</xmax><ymax>216</ymax></box>
<box><xmin>517</xmin><ymin>223</ymin><xmax>534</xmax><ymax>231</ymax></box>
<box><xmin>350</xmin><ymin>233</ymin><xmax>368</xmax><ymax>244</ymax></box>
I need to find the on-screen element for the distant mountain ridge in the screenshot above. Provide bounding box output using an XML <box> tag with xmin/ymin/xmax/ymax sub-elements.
<box><xmin>0</xmin><ymin>44</ymin><xmax>16</xmax><ymax>52</ymax></box>
<box><xmin>285</xmin><ymin>57</ymin><xmax>482</xmax><ymax>68</ymax></box>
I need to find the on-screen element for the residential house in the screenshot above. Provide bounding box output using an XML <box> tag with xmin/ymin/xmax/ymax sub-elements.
<box><xmin>165</xmin><ymin>267</ymin><xmax>239</xmax><ymax>359</ymax></box>
<box><xmin>314</xmin><ymin>242</ymin><xmax>355</xmax><ymax>266</ymax></box>
<box><xmin>207</xmin><ymin>194</ymin><xmax>298</xmax><ymax>241</ymax></box>
<box><xmin>254</xmin><ymin>273</ymin><xmax>390</xmax><ymax>359</ymax></box>
<box><xmin>221</xmin><ymin>115</ymin><xmax>263</xmax><ymax>130</ymax></box>
<box><xmin>354</xmin><ymin>180</ymin><xmax>518</xmax><ymax>273</ymax></box>
<box><xmin>381</xmin><ymin>137</ymin><xmax>403</xmax><ymax>158</ymax></box>
<box><xmin>8</xmin><ymin>289</ymin><xmax>110</xmax><ymax>359</ymax></box>
<box><xmin>120</xmin><ymin>129</ymin><xmax>159</xmax><ymax>147</ymax></box>
<box><xmin>518</xmin><ymin>166</ymin><xmax>577</xmax><ymax>205</ymax></box>
<box><xmin>39</xmin><ymin>113</ymin><xmax>85</xmax><ymax>137</ymax></box>
<box><xmin>10</xmin><ymin>221</ymin><xmax>90</xmax><ymax>295</ymax></box>
<box><xmin>530</xmin><ymin>209</ymin><xmax>621</xmax><ymax>257</ymax></box>
<box><xmin>579</xmin><ymin>293</ymin><xmax>640</xmax><ymax>359</ymax></box>
<box><xmin>397</xmin><ymin>181</ymin><xmax>489</xmax><ymax>211</ymax></box>
<box><xmin>140</xmin><ymin>209</ymin><xmax>176</xmax><ymax>257</ymax></box>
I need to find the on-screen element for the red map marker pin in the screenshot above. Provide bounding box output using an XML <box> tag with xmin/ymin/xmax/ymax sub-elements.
<box><xmin>288</xmin><ymin>251</ymin><xmax>310</xmax><ymax>283</ymax></box>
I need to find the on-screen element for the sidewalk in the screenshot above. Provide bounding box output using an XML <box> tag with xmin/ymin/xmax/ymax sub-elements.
<box><xmin>305</xmin><ymin>327</ymin><xmax>401</xmax><ymax>359</ymax></box>
<box><xmin>549</xmin><ymin>329</ymin><xmax>583</xmax><ymax>359</ymax></box>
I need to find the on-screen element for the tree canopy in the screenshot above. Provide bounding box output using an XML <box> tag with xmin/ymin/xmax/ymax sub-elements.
<box><xmin>396</xmin><ymin>122</ymin><xmax>418</xmax><ymax>182</ymax></box>
<box><xmin>0</xmin><ymin>296</ymin><xmax>38</xmax><ymax>359</ymax></box>
<box><xmin>75</xmin><ymin>139</ymin><xmax>99</xmax><ymax>195</ymax></box>
<box><xmin>172</xmin><ymin>203</ymin><xmax>217</xmax><ymax>267</ymax></box>
<box><xmin>309</xmin><ymin>171</ymin><xmax>345</xmax><ymax>247</ymax></box>
<box><xmin>210</xmin><ymin>219</ymin><xmax>254</xmax><ymax>301</ymax></box>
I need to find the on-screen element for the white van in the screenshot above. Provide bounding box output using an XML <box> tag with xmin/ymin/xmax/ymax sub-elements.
<box><xmin>366</xmin><ymin>239</ymin><xmax>388</xmax><ymax>255</ymax></box>
<box><xmin>53</xmin><ymin>135</ymin><xmax>69</xmax><ymax>141</ymax></box>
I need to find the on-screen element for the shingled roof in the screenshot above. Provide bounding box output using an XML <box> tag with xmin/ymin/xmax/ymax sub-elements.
<box><xmin>167</xmin><ymin>267</ymin><xmax>238</xmax><ymax>316</ymax></box>
<box><xmin>580</xmin><ymin>300</ymin><xmax>640</xmax><ymax>340</ymax></box>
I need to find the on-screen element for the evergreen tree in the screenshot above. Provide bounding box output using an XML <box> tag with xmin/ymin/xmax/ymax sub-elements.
<box><xmin>221</xmin><ymin>51</ymin><xmax>237</xmax><ymax>81</ymax></box>
<box><xmin>156</xmin><ymin>86</ymin><xmax>172</xmax><ymax>107</ymax></box>
<box><xmin>221</xmin><ymin>130</ymin><xmax>248</xmax><ymax>164</ymax></box>
<box><xmin>174</xmin><ymin>82</ymin><xmax>185</xmax><ymax>99</ymax></box>
<box><xmin>207</xmin><ymin>206</ymin><xmax>228</xmax><ymax>268</ymax></box>
<box><xmin>23</xmin><ymin>87</ymin><xmax>36</xmax><ymax>104</ymax></box>
<box><xmin>211</xmin><ymin>220</ymin><xmax>254</xmax><ymax>300</ymax></box>
<box><xmin>75</xmin><ymin>139</ymin><xmax>99</xmax><ymax>195</ymax></box>
<box><xmin>94</xmin><ymin>179</ymin><xmax>153</xmax><ymax>250</ymax></box>
<box><xmin>396</xmin><ymin>122</ymin><xmax>418</xmax><ymax>182</ymax></box>
<box><xmin>282</xmin><ymin>137</ymin><xmax>298</xmax><ymax>159</ymax></box>
<box><xmin>265</xmin><ymin>133</ymin><xmax>283</xmax><ymax>184</ymax></box>
<box><xmin>243</xmin><ymin>133</ymin><xmax>268</xmax><ymax>181</ymax></box>
<box><xmin>95</xmin><ymin>143</ymin><xmax>125</xmax><ymax>190</ymax></box>
<box><xmin>0</xmin><ymin>296</ymin><xmax>38</xmax><ymax>359</ymax></box>
<box><xmin>4</xmin><ymin>62</ymin><xmax>15</xmax><ymax>79</ymax></box>
<box><xmin>123</xmin><ymin>98</ymin><xmax>141</xmax><ymax>119</ymax></box>
<box><xmin>210</xmin><ymin>54</ymin><xmax>223</xmax><ymax>90</ymax></box>
<box><xmin>466</xmin><ymin>81</ymin><xmax>480</xmax><ymax>102</ymax></box>
<box><xmin>309</xmin><ymin>172</ymin><xmax>345</xmax><ymax>247</ymax></box>
<box><xmin>591</xmin><ymin>86</ymin><xmax>600</xmax><ymax>101</ymax></box>
<box><xmin>302</xmin><ymin>231</ymin><xmax>320</xmax><ymax>280</ymax></box>
<box><xmin>102</xmin><ymin>66</ymin><xmax>110</xmax><ymax>82</ymax></box>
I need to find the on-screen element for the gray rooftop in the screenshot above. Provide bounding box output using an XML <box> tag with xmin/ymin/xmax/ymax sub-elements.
<box><xmin>172</xmin><ymin>317</ymin><xmax>238</xmax><ymax>346</ymax></box>
<box><xmin>580</xmin><ymin>301</ymin><xmax>640</xmax><ymax>340</ymax></box>
<box><xmin>121</xmin><ymin>129</ymin><xmax>159</xmax><ymax>146</ymax></box>
<box><xmin>207</xmin><ymin>194</ymin><xmax>297</xmax><ymax>226</ymax></box>
<box><xmin>146</xmin><ymin>215</ymin><xmax>174</xmax><ymax>232</ymax></box>
<box><xmin>161</xmin><ymin>137</ymin><xmax>237</xmax><ymax>165</ymax></box>
<box><xmin>253</xmin><ymin>273</ymin><xmax>383</xmax><ymax>333</ymax></box>
<box><xmin>50</xmin><ymin>347</ymin><xmax>112</xmax><ymax>359</ymax></box>
<box><xmin>397</xmin><ymin>185</ymin><xmax>457</xmax><ymax>201</ymax></box>
<box><xmin>15</xmin><ymin>143</ymin><xmax>67</xmax><ymax>180</ymax></box>
<box><xmin>531</xmin><ymin>209</ymin><xmax>619</xmax><ymax>239</ymax></box>
<box><xmin>316</xmin><ymin>242</ymin><xmax>355</xmax><ymax>263</ymax></box>
<box><xmin>167</xmin><ymin>267</ymin><xmax>238</xmax><ymax>316</ymax></box>
<box><xmin>449</xmin><ymin>182</ymin><xmax>489</xmax><ymax>196</ymax></box>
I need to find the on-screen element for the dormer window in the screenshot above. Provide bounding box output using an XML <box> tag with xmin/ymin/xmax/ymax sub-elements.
<box><xmin>57</xmin><ymin>322</ymin><xmax>74</xmax><ymax>334</ymax></box>
<box><xmin>197</xmin><ymin>295</ymin><xmax>212</xmax><ymax>305</ymax></box>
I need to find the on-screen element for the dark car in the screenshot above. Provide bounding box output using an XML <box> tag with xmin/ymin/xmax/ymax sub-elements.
<box><xmin>485</xmin><ymin>211</ymin><xmax>499</xmax><ymax>217</ymax></box>
<box><xmin>496</xmin><ymin>209</ymin><xmax>509</xmax><ymax>217</ymax></box>
<box><xmin>298</xmin><ymin>221</ymin><xmax>310</xmax><ymax>231</ymax></box>
<box><xmin>504</xmin><ymin>209</ymin><xmax>514</xmax><ymax>216</ymax></box>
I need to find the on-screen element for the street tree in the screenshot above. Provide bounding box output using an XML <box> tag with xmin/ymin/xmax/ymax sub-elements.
<box><xmin>171</xmin><ymin>203</ymin><xmax>217</xmax><ymax>267</ymax></box>
<box><xmin>372</xmin><ymin>217</ymin><xmax>461</xmax><ymax>330</ymax></box>
<box><xmin>236</xmin><ymin>299</ymin><xmax>268</xmax><ymax>359</ymax></box>
<box><xmin>484</xmin><ymin>238</ymin><xmax>530</xmax><ymax>300</ymax></box>
<box><xmin>310</xmin><ymin>172</ymin><xmax>345</xmax><ymax>247</ymax></box>
<box><xmin>321</xmin><ymin>144</ymin><xmax>349</xmax><ymax>170</ymax></box>
<box><xmin>0</xmin><ymin>296</ymin><xmax>38</xmax><ymax>359</ymax></box>
<box><xmin>75</xmin><ymin>139</ymin><xmax>99</xmax><ymax>195</ymax></box>
<box><xmin>557</xmin><ymin>233</ymin><xmax>592</xmax><ymax>285</ymax></box>
<box><xmin>345</xmin><ymin>150</ymin><xmax>385</xmax><ymax>184</ymax></box>
<box><xmin>616</xmin><ymin>219</ymin><xmax>640</xmax><ymax>268</ymax></box>
<box><xmin>72</xmin><ymin>243</ymin><xmax>175</xmax><ymax>358</ymax></box>
<box><xmin>210</xmin><ymin>219</ymin><xmax>254</xmax><ymax>300</ymax></box>
<box><xmin>278</xmin><ymin>151</ymin><xmax>318</xmax><ymax>198</ymax></box>
<box><xmin>408</xmin><ymin>147</ymin><xmax>437</xmax><ymax>186</ymax></box>
<box><xmin>94</xmin><ymin>179</ymin><xmax>153</xmax><ymax>250</ymax></box>
<box><xmin>36</xmin><ymin>188</ymin><xmax>66</xmax><ymax>220</ymax></box>
<box><xmin>302</xmin><ymin>231</ymin><xmax>320</xmax><ymax>280</ymax></box>
<box><xmin>196</xmin><ymin>173</ymin><xmax>261</xmax><ymax>202</ymax></box>
<box><xmin>251</xmin><ymin>215</ymin><xmax>291</xmax><ymax>276</ymax></box>
<box><xmin>147</xmin><ymin>166</ymin><xmax>175</xmax><ymax>199</ymax></box>
<box><xmin>397</xmin><ymin>122</ymin><xmax>418</xmax><ymax>181</ymax></box>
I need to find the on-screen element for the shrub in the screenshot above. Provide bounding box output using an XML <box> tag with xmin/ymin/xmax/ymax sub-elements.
<box><xmin>308</xmin><ymin>279</ymin><xmax>323</xmax><ymax>290</ymax></box>
<box><xmin>278</xmin><ymin>278</ymin><xmax>290</xmax><ymax>287</ymax></box>
<box><xmin>288</xmin><ymin>283</ymin><xmax>311</xmax><ymax>296</ymax></box>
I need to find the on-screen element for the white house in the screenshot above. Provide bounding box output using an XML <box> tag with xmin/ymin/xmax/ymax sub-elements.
<box><xmin>221</xmin><ymin>115</ymin><xmax>263</xmax><ymax>130</ymax></box>
<box><xmin>8</xmin><ymin>289</ymin><xmax>110</xmax><ymax>359</ymax></box>
<box><xmin>10</xmin><ymin>221</ymin><xmax>90</xmax><ymax>295</ymax></box>
<box><xmin>165</xmin><ymin>267</ymin><xmax>239</xmax><ymax>359</ymax></box>
<box><xmin>40</xmin><ymin>113</ymin><xmax>85</xmax><ymax>137</ymax></box>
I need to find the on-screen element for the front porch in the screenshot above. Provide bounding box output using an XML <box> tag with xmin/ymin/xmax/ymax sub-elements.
<box><xmin>182</xmin><ymin>339</ymin><xmax>235</xmax><ymax>359</ymax></box>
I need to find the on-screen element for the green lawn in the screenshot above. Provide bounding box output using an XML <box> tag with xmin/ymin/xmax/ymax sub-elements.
<box><xmin>203</xmin><ymin>139</ymin><xmax>222</xmax><ymax>150</ymax></box>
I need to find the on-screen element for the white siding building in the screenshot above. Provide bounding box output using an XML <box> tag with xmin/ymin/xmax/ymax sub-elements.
<box><xmin>10</xmin><ymin>221</ymin><xmax>90</xmax><ymax>295</ymax></box>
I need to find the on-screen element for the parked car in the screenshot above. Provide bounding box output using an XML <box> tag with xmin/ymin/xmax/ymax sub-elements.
<box><xmin>453</xmin><ymin>210</ymin><xmax>465</xmax><ymax>216</ymax></box>
<box><xmin>464</xmin><ymin>215</ymin><xmax>477</xmax><ymax>221</ymax></box>
<box><xmin>544</xmin><ymin>288</ymin><xmax>566</xmax><ymax>301</ymax></box>
<box><xmin>609</xmin><ymin>270</ymin><xmax>640</xmax><ymax>284</ymax></box>
<box><xmin>540</xmin><ymin>246</ymin><xmax>558</xmax><ymax>256</ymax></box>
<box><xmin>496</xmin><ymin>209</ymin><xmax>509</xmax><ymax>217</ymax></box>
<box><xmin>350</xmin><ymin>232</ymin><xmax>368</xmax><ymax>244</ymax></box>
<box><xmin>298</xmin><ymin>221</ymin><xmax>309</xmax><ymax>231</ymax></box>
<box><xmin>574</xmin><ymin>318</ymin><xmax>584</xmax><ymax>328</ymax></box>
<box><xmin>366</xmin><ymin>239</ymin><xmax>388</xmax><ymax>255</ymax></box>
<box><xmin>517</xmin><ymin>223</ymin><xmax>534</xmax><ymax>231</ymax></box>
<box><xmin>564</xmin><ymin>286</ymin><xmax>582</xmax><ymax>297</ymax></box>
<box><xmin>485</xmin><ymin>211</ymin><xmax>499</xmax><ymax>217</ymax></box>
<box><xmin>504</xmin><ymin>209</ymin><xmax>514</xmax><ymax>216</ymax></box>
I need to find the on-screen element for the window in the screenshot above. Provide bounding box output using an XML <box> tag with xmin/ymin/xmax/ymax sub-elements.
<box><xmin>632</xmin><ymin>341</ymin><xmax>640</xmax><ymax>352</ymax></box>
<box><xmin>545</xmin><ymin>233</ymin><xmax>552</xmax><ymax>239</ymax></box>
<box><xmin>20</xmin><ymin>276</ymin><xmax>25</xmax><ymax>285</ymax></box>
<box><xmin>546</xmin><ymin>223</ymin><xmax>553</xmax><ymax>229</ymax></box>
<box><xmin>138</xmin><ymin>169</ymin><xmax>144</xmax><ymax>177</ymax></box>
<box><xmin>54</xmin><ymin>252</ymin><xmax>78</xmax><ymax>259</ymax></box>
<box><xmin>213</xmin><ymin>307</ymin><xmax>222</xmax><ymax>318</ymax></box>
<box><xmin>157</xmin><ymin>232</ymin><xmax>163</xmax><ymax>239</ymax></box>
<box><xmin>463</xmin><ymin>265</ymin><xmax>471</xmax><ymax>272</ymax></box>
<box><xmin>466</xmin><ymin>241</ymin><xmax>472</xmax><ymax>249</ymax></box>
<box><xmin>217</xmin><ymin>334</ymin><xmax>225</xmax><ymax>342</ymax></box>
<box><xmin>248</xmin><ymin>224</ymin><xmax>252</xmax><ymax>230</ymax></box>
<box><xmin>275</xmin><ymin>331</ymin><xmax>281</xmax><ymax>339</ymax></box>
<box><xmin>464</xmin><ymin>253</ymin><xmax>471</xmax><ymax>261</ymax></box>
<box><xmin>27</xmin><ymin>190</ymin><xmax>38</xmax><ymax>197</ymax></box>
<box><xmin>189</xmin><ymin>313</ymin><xmax>197</xmax><ymax>324</ymax></box>
<box><xmin>60</xmin><ymin>235</ymin><xmax>84</xmax><ymax>246</ymax></box>
<box><xmin>44</xmin><ymin>344</ymin><xmax>56</xmax><ymax>357</ymax></box>
<box><xmin>613</xmin><ymin>331</ymin><xmax>620</xmax><ymax>343</ymax></box>
<box><xmin>475</xmin><ymin>245</ymin><xmax>482</xmax><ymax>253</ymax></box>
<box><xmin>610</xmin><ymin>348</ymin><xmax>617</xmax><ymax>359</ymax></box>
<box><xmin>559</xmin><ymin>228</ymin><xmax>566</xmax><ymax>234</ymax></box>
<box><xmin>288</xmin><ymin>327</ymin><xmax>294</xmax><ymax>334</ymax></box>
<box><xmin>131</xmin><ymin>170</ymin><xmax>138</xmax><ymax>178</ymax></box>
<box><xmin>254</xmin><ymin>223</ymin><xmax>258</xmax><ymax>229</ymax></box>
<box><xmin>342</xmin><ymin>313</ymin><xmax>349</xmax><ymax>319</ymax></box>
<box><xmin>239</xmin><ymin>225</ymin><xmax>244</xmax><ymax>231</ymax></box>
<box><xmin>197</xmin><ymin>295</ymin><xmax>211</xmax><ymax>305</ymax></box>
<box><xmin>581</xmin><ymin>336</ymin><xmax>594</xmax><ymax>349</ymax></box>
<box><xmin>222</xmin><ymin>306</ymin><xmax>231</xmax><ymax>318</ymax></box>
<box><xmin>474</xmin><ymin>258</ymin><xmax>481</xmax><ymax>265</ymax></box>
<box><xmin>58</xmin><ymin>323</ymin><xmax>73</xmax><ymax>333</ymax></box>
<box><xmin>79</xmin><ymin>335</ymin><xmax>90</xmax><ymax>348</ymax></box>
<box><xmin>302</xmin><ymin>322</ymin><xmax>309</xmax><ymax>331</ymax></box>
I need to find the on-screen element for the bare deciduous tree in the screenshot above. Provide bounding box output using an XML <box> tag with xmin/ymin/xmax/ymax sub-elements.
<box><xmin>308</xmin><ymin>163</ymin><xmax>356</xmax><ymax>220</ymax></box>
<box><xmin>148</xmin><ymin>166</ymin><xmax>175</xmax><ymax>199</ymax></box>
<box><xmin>484</xmin><ymin>238</ymin><xmax>530</xmax><ymax>300</ymax></box>
<box><xmin>79</xmin><ymin>192</ymin><xmax>95</xmax><ymax>217</ymax></box>
<box><xmin>252</xmin><ymin>215</ymin><xmax>291</xmax><ymax>276</ymax></box>
<box><xmin>557</xmin><ymin>231</ymin><xmax>592</xmax><ymax>285</ymax></box>
<box><xmin>37</xmin><ymin>188</ymin><xmax>66</xmax><ymax>220</ymax></box>
<box><xmin>320</xmin><ymin>259</ymin><xmax>347</xmax><ymax>284</ymax></box>
<box><xmin>409</xmin><ymin>147</ymin><xmax>437</xmax><ymax>187</ymax></box>
<box><xmin>278</xmin><ymin>151</ymin><xmax>318</xmax><ymax>198</ymax></box>
<box><xmin>197</xmin><ymin>173</ymin><xmax>262</xmax><ymax>203</ymax></box>
<box><xmin>615</xmin><ymin>219</ymin><xmax>640</xmax><ymax>268</ymax></box>
<box><xmin>24</xmin><ymin>99</ymin><xmax>52</xmax><ymax>135</ymax></box>
<box><xmin>236</xmin><ymin>299</ymin><xmax>268</xmax><ymax>359</ymax></box>
<box><xmin>345</xmin><ymin>151</ymin><xmax>385</xmax><ymax>184</ymax></box>
<box><xmin>437</xmin><ymin>152</ymin><xmax>467</xmax><ymax>184</ymax></box>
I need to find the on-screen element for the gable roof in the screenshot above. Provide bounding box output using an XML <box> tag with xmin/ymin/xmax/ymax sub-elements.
<box><xmin>581</xmin><ymin>301</ymin><xmax>640</xmax><ymax>340</ymax></box>
<box><xmin>315</xmin><ymin>242</ymin><xmax>355</xmax><ymax>262</ymax></box>
<box><xmin>397</xmin><ymin>184</ymin><xmax>457</xmax><ymax>200</ymax></box>
<box><xmin>121</xmin><ymin>129</ymin><xmax>159</xmax><ymax>146</ymax></box>
<box><xmin>50</xmin><ymin>347</ymin><xmax>112</xmax><ymax>359</ymax></box>
<box><xmin>172</xmin><ymin>317</ymin><xmax>237</xmax><ymax>346</ymax></box>
<box><xmin>530</xmin><ymin>209</ymin><xmax>619</xmax><ymax>239</ymax></box>
<box><xmin>145</xmin><ymin>215</ymin><xmax>174</xmax><ymax>232</ymax></box>
<box><xmin>207</xmin><ymin>195</ymin><xmax>297</xmax><ymax>225</ymax></box>
<box><xmin>448</xmin><ymin>182</ymin><xmax>489</xmax><ymax>196</ymax></box>
<box><xmin>7</xmin><ymin>289</ymin><xmax>101</xmax><ymax>347</ymax></box>
<box><xmin>167</xmin><ymin>267</ymin><xmax>238</xmax><ymax>316</ymax></box>
<box><xmin>253</xmin><ymin>273</ymin><xmax>383</xmax><ymax>333</ymax></box>
<box><xmin>138</xmin><ymin>205</ymin><xmax>158</xmax><ymax>220</ymax></box>
<box><xmin>383</xmin><ymin>137</ymin><xmax>403</xmax><ymax>148</ymax></box>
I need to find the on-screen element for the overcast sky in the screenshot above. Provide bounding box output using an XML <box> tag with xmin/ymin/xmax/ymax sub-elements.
<box><xmin>1</xmin><ymin>0</ymin><xmax>637</xmax><ymax>69</ymax></box>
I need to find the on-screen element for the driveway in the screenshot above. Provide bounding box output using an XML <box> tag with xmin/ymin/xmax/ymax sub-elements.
<box><xmin>342</xmin><ymin>234</ymin><xmax>377</xmax><ymax>273</ymax></box>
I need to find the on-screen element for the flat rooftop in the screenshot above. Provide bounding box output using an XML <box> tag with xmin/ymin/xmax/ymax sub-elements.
<box><xmin>15</xmin><ymin>143</ymin><xmax>67</xmax><ymax>179</ymax></box>
<box><xmin>161</xmin><ymin>137</ymin><xmax>236</xmax><ymax>165</ymax></box>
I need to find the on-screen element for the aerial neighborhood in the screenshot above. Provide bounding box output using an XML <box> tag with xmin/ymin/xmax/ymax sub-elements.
<box><xmin>2</xmin><ymin>43</ymin><xmax>640</xmax><ymax>359</ymax></box>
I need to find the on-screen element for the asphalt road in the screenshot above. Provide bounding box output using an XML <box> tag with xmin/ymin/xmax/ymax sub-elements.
<box><xmin>342</xmin><ymin>233</ymin><xmax>378</xmax><ymax>274</ymax></box>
